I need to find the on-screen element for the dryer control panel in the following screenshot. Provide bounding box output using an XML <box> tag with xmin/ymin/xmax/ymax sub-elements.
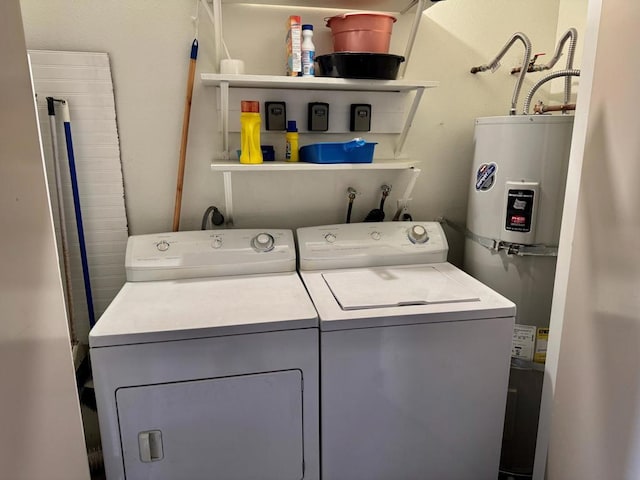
<box><xmin>297</xmin><ymin>222</ymin><xmax>448</xmax><ymax>271</ymax></box>
<box><xmin>125</xmin><ymin>229</ymin><xmax>296</xmax><ymax>281</ymax></box>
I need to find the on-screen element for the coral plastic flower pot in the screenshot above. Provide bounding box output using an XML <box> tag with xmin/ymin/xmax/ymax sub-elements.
<box><xmin>325</xmin><ymin>12</ymin><xmax>397</xmax><ymax>53</ymax></box>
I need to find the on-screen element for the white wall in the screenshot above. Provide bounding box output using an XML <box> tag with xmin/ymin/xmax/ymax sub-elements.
<box><xmin>0</xmin><ymin>1</ymin><xmax>90</xmax><ymax>478</ymax></box>
<box><xmin>19</xmin><ymin>0</ymin><xmax>571</xmax><ymax>266</ymax></box>
<box><xmin>536</xmin><ymin>0</ymin><xmax>640</xmax><ymax>478</ymax></box>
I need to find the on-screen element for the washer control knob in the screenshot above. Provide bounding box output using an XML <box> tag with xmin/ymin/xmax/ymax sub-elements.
<box><xmin>156</xmin><ymin>240</ymin><xmax>170</xmax><ymax>252</ymax></box>
<box><xmin>251</xmin><ymin>233</ymin><xmax>275</xmax><ymax>252</ymax></box>
<box><xmin>211</xmin><ymin>237</ymin><xmax>223</xmax><ymax>249</ymax></box>
<box><xmin>370</xmin><ymin>231</ymin><xmax>382</xmax><ymax>241</ymax></box>
<box><xmin>408</xmin><ymin>225</ymin><xmax>429</xmax><ymax>244</ymax></box>
<box><xmin>324</xmin><ymin>233</ymin><xmax>337</xmax><ymax>243</ymax></box>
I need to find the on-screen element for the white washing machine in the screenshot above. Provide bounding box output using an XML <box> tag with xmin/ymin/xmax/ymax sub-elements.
<box><xmin>90</xmin><ymin>229</ymin><xmax>319</xmax><ymax>480</ymax></box>
<box><xmin>297</xmin><ymin>222</ymin><xmax>515</xmax><ymax>480</ymax></box>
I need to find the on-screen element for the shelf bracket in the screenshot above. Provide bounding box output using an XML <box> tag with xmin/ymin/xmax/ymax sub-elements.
<box><xmin>200</xmin><ymin>0</ymin><xmax>223</xmax><ymax>71</ymax></box>
<box><xmin>223</xmin><ymin>171</ymin><xmax>234</xmax><ymax>226</ymax></box>
<box><xmin>220</xmin><ymin>80</ymin><xmax>230</xmax><ymax>160</ymax></box>
<box><xmin>393</xmin><ymin>167</ymin><xmax>421</xmax><ymax>220</ymax></box>
<box><xmin>395</xmin><ymin>86</ymin><xmax>424</xmax><ymax>157</ymax></box>
<box><xmin>399</xmin><ymin>0</ymin><xmax>426</xmax><ymax>79</ymax></box>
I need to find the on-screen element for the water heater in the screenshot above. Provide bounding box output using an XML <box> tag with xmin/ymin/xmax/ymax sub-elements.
<box><xmin>464</xmin><ymin>115</ymin><xmax>574</xmax><ymax>328</ymax></box>
<box><xmin>463</xmin><ymin>114</ymin><xmax>574</xmax><ymax>480</ymax></box>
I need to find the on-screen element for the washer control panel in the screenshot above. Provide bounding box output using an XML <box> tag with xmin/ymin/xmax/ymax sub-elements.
<box><xmin>297</xmin><ymin>222</ymin><xmax>448</xmax><ymax>271</ymax></box>
<box><xmin>126</xmin><ymin>229</ymin><xmax>295</xmax><ymax>281</ymax></box>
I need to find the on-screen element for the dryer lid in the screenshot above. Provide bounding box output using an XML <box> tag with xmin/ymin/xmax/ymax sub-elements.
<box><xmin>321</xmin><ymin>266</ymin><xmax>479</xmax><ymax>311</ymax></box>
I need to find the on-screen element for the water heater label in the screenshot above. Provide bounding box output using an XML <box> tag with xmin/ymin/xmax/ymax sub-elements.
<box><xmin>505</xmin><ymin>189</ymin><xmax>535</xmax><ymax>232</ymax></box>
<box><xmin>475</xmin><ymin>162</ymin><xmax>497</xmax><ymax>191</ymax></box>
<box><xmin>512</xmin><ymin>324</ymin><xmax>537</xmax><ymax>360</ymax></box>
<box><xmin>534</xmin><ymin>328</ymin><xmax>549</xmax><ymax>364</ymax></box>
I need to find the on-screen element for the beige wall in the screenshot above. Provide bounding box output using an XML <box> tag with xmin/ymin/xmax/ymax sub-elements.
<box><xmin>19</xmin><ymin>0</ymin><xmax>579</xmax><ymax>266</ymax></box>
<box><xmin>537</xmin><ymin>0</ymin><xmax>640</xmax><ymax>478</ymax></box>
<box><xmin>0</xmin><ymin>1</ymin><xmax>89</xmax><ymax>478</ymax></box>
<box><xmin>548</xmin><ymin>0</ymin><xmax>588</xmax><ymax>103</ymax></box>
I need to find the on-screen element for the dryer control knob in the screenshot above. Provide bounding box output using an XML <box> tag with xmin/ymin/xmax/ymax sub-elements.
<box><xmin>211</xmin><ymin>237</ymin><xmax>223</xmax><ymax>249</ymax></box>
<box><xmin>370</xmin><ymin>231</ymin><xmax>382</xmax><ymax>240</ymax></box>
<box><xmin>408</xmin><ymin>225</ymin><xmax>429</xmax><ymax>244</ymax></box>
<box><xmin>156</xmin><ymin>240</ymin><xmax>170</xmax><ymax>252</ymax></box>
<box><xmin>324</xmin><ymin>233</ymin><xmax>337</xmax><ymax>243</ymax></box>
<box><xmin>251</xmin><ymin>233</ymin><xmax>275</xmax><ymax>252</ymax></box>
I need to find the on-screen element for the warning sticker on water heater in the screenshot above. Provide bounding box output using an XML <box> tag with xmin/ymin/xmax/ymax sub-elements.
<box><xmin>475</xmin><ymin>163</ymin><xmax>497</xmax><ymax>191</ymax></box>
<box><xmin>505</xmin><ymin>189</ymin><xmax>535</xmax><ymax>232</ymax></box>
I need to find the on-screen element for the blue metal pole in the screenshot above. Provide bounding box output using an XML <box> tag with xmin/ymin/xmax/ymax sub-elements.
<box><xmin>61</xmin><ymin>101</ymin><xmax>96</xmax><ymax>328</ymax></box>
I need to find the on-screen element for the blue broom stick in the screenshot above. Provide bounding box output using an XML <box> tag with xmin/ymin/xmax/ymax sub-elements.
<box><xmin>60</xmin><ymin>100</ymin><xmax>96</xmax><ymax>328</ymax></box>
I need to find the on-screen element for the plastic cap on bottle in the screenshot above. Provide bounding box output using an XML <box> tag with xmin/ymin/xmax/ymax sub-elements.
<box><xmin>287</xmin><ymin>120</ymin><xmax>298</xmax><ymax>132</ymax></box>
<box><xmin>302</xmin><ymin>24</ymin><xmax>313</xmax><ymax>31</ymax></box>
<box><xmin>241</xmin><ymin>100</ymin><xmax>260</xmax><ymax>113</ymax></box>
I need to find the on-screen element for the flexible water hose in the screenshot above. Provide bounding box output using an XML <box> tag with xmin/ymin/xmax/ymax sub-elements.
<box><xmin>563</xmin><ymin>29</ymin><xmax>578</xmax><ymax>105</ymax></box>
<box><xmin>364</xmin><ymin>185</ymin><xmax>391</xmax><ymax>222</ymax></box>
<box><xmin>379</xmin><ymin>189</ymin><xmax>389</xmax><ymax>210</ymax></box>
<box><xmin>346</xmin><ymin>188</ymin><xmax>356</xmax><ymax>224</ymax></box>
<box><xmin>509</xmin><ymin>28</ymin><xmax>578</xmax><ymax>107</ymax></box>
<box><xmin>470</xmin><ymin>32</ymin><xmax>532</xmax><ymax>115</ymax></box>
<box><xmin>523</xmin><ymin>69</ymin><xmax>581</xmax><ymax>115</ymax></box>
<box><xmin>541</xmin><ymin>28</ymin><xmax>578</xmax><ymax>105</ymax></box>
<box><xmin>201</xmin><ymin>205</ymin><xmax>224</xmax><ymax>229</ymax></box>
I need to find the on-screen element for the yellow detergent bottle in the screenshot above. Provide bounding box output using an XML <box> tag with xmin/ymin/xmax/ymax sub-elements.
<box><xmin>240</xmin><ymin>101</ymin><xmax>263</xmax><ymax>164</ymax></box>
<box><xmin>285</xmin><ymin>120</ymin><xmax>299</xmax><ymax>162</ymax></box>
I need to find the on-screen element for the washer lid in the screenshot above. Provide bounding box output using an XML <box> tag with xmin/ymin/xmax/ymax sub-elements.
<box><xmin>89</xmin><ymin>272</ymin><xmax>318</xmax><ymax>347</ymax></box>
<box><xmin>322</xmin><ymin>266</ymin><xmax>478</xmax><ymax>310</ymax></box>
<box><xmin>300</xmin><ymin>263</ymin><xmax>515</xmax><ymax>331</ymax></box>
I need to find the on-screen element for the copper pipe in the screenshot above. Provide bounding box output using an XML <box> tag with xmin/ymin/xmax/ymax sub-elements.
<box><xmin>523</xmin><ymin>69</ymin><xmax>580</xmax><ymax>114</ymax></box>
<box><xmin>511</xmin><ymin>64</ymin><xmax>547</xmax><ymax>74</ymax></box>
<box><xmin>533</xmin><ymin>103</ymin><xmax>576</xmax><ymax>114</ymax></box>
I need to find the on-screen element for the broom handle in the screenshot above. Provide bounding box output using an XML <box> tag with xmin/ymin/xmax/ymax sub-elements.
<box><xmin>172</xmin><ymin>39</ymin><xmax>198</xmax><ymax>231</ymax></box>
<box><xmin>61</xmin><ymin>101</ymin><xmax>96</xmax><ymax>328</ymax></box>
<box><xmin>47</xmin><ymin>97</ymin><xmax>77</xmax><ymax>343</ymax></box>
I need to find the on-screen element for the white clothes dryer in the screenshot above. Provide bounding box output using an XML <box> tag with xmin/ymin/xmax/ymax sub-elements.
<box><xmin>90</xmin><ymin>229</ymin><xmax>319</xmax><ymax>480</ymax></box>
<box><xmin>297</xmin><ymin>222</ymin><xmax>515</xmax><ymax>480</ymax></box>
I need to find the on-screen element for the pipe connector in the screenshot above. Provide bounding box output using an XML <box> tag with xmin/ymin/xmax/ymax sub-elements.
<box><xmin>523</xmin><ymin>69</ymin><xmax>581</xmax><ymax>115</ymax></box>
<box><xmin>470</xmin><ymin>65</ymin><xmax>489</xmax><ymax>74</ymax></box>
<box><xmin>533</xmin><ymin>102</ymin><xmax>576</xmax><ymax>114</ymax></box>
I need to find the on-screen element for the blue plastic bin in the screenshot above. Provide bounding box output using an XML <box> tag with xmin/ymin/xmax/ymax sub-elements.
<box><xmin>299</xmin><ymin>138</ymin><xmax>377</xmax><ymax>164</ymax></box>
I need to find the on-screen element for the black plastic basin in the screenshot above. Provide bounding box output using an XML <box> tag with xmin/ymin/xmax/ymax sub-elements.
<box><xmin>316</xmin><ymin>53</ymin><xmax>405</xmax><ymax>80</ymax></box>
